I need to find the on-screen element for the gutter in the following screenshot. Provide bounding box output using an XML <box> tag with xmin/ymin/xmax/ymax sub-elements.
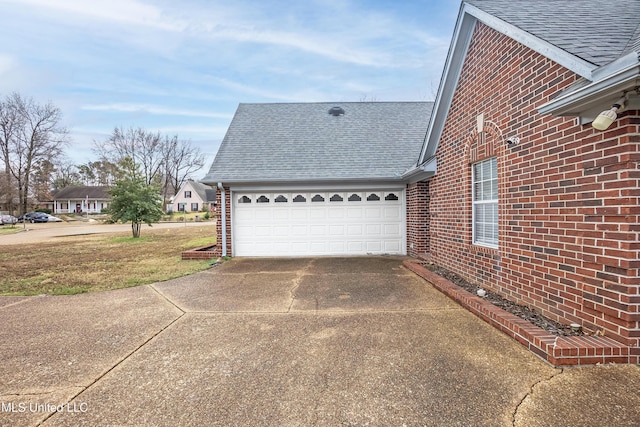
<box><xmin>538</xmin><ymin>53</ymin><xmax>640</xmax><ymax>117</ymax></box>
<box><xmin>217</xmin><ymin>182</ymin><xmax>227</xmax><ymax>257</ymax></box>
<box><xmin>401</xmin><ymin>157</ymin><xmax>437</xmax><ymax>183</ymax></box>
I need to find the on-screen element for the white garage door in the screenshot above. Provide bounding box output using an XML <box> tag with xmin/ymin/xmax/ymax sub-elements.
<box><xmin>232</xmin><ymin>190</ymin><xmax>405</xmax><ymax>256</ymax></box>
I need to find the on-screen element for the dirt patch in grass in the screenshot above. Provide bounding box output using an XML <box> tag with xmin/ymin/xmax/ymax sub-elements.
<box><xmin>0</xmin><ymin>226</ymin><xmax>216</xmax><ymax>295</ymax></box>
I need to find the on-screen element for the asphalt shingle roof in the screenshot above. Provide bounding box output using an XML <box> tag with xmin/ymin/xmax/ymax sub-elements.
<box><xmin>467</xmin><ymin>0</ymin><xmax>640</xmax><ymax>66</ymax></box>
<box><xmin>189</xmin><ymin>181</ymin><xmax>216</xmax><ymax>202</ymax></box>
<box><xmin>53</xmin><ymin>186</ymin><xmax>110</xmax><ymax>200</ymax></box>
<box><xmin>204</xmin><ymin>102</ymin><xmax>433</xmax><ymax>184</ymax></box>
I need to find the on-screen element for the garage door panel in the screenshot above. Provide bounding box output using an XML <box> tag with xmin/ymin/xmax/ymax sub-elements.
<box><xmin>254</xmin><ymin>210</ymin><xmax>272</xmax><ymax>220</ymax></box>
<box><xmin>329</xmin><ymin>242</ymin><xmax>345</xmax><ymax>252</ymax></box>
<box><xmin>346</xmin><ymin>208</ymin><xmax>363</xmax><ymax>218</ymax></box>
<box><xmin>273</xmin><ymin>209</ymin><xmax>290</xmax><ymax>220</ymax></box>
<box><xmin>347</xmin><ymin>224</ymin><xmax>363</xmax><ymax>236</ymax></box>
<box><xmin>384</xmin><ymin>224</ymin><xmax>401</xmax><ymax>235</ymax></box>
<box><xmin>329</xmin><ymin>225</ymin><xmax>345</xmax><ymax>236</ymax></box>
<box><xmin>291</xmin><ymin>209</ymin><xmax>308</xmax><ymax>220</ymax></box>
<box><xmin>384</xmin><ymin>207</ymin><xmax>402</xmax><ymax>219</ymax></box>
<box><xmin>291</xmin><ymin>225</ymin><xmax>308</xmax><ymax>236</ymax></box>
<box><xmin>310</xmin><ymin>209</ymin><xmax>326</xmax><ymax>219</ymax></box>
<box><xmin>365</xmin><ymin>208</ymin><xmax>381</xmax><ymax>218</ymax></box>
<box><xmin>310</xmin><ymin>225</ymin><xmax>327</xmax><ymax>235</ymax></box>
<box><xmin>366</xmin><ymin>241</ymin><xmax>382</xmax><ymax>252</ymax></box>
<box><xmin>328</xmin><ymin>208</ymin><xmax>345</xmax><ymax>219</ymax></box>
<box><xmin>384</xmin><ymin>241</ymin><xmax>401</xmax><ymax>252</ymax></box>
<box><xmin>254</xmin><ymin>226</ymin><xmax>272</xmax><ymax>237</ymax></box>
<box><xmin>273</xmin><ymin>225</ymin><xmax>289</xmax><ymax>235</ymax></box>
<box><xmin>233</xmin><ymin>190</ymin><xmax>405</xmax><ymax>256</ymax></box>
<box><xmin>366</xmin><ymin>224</ymin><xmax>381</xmax><ymax>235</ymax></box>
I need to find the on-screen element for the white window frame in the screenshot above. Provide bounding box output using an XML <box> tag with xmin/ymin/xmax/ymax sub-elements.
<box><xmin>472</xmin><ymin>157</ymin><xmax>498</xmax><ymax>248</ymax></box>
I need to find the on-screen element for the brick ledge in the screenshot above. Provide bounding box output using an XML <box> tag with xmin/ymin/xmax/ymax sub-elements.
<box><xmin>181</xmin><ymin>245</ymin><xmax>218</xmax><ymax>261</ymax></box>
<box><xmin>403</xmin><ymin>259</ymin><xmax>638</xmax><ymax>366</ymax></box>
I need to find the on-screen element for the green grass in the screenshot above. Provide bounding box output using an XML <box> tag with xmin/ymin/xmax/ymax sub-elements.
<box><xmin>0</xmin><ymin>227</ymin><xmax>21</xmax><ymax>235</ymax></box>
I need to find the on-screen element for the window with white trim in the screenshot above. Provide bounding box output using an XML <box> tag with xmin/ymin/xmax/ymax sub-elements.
<box><xmin>472</xmin><ymin>157</ymin><xmax>498</xmax><ymax>247</ymax></box>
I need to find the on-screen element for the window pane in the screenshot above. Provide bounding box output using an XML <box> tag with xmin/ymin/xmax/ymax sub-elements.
<box><xmin>472</xmin><ymin>157</ymin><xmax>498</xmax><ymax>247</ymax></box>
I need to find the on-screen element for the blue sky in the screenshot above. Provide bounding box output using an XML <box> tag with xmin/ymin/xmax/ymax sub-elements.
<box><xmin>0</xmin><ymin>0</ymin><xmax>460</xmax><ymax>178</ymax></box>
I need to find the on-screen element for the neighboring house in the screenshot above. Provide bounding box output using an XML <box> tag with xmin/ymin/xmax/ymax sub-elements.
<box><xmin>36</xmin><ymin>200</ymin><xmax>55</xmax><ymax>212</ymax></box>
<box><xmin>202</xmin><ymin>102</ymin><xmax>433</xmax><ymax>257</ymax></box>
<box><xmin>168</xmin><ymin>181</ymin><xmax>216</xmax><ymax>213</ymax></box>
<box><xmin>204</xmin><ymin>1</ymin><xmax>639</xmax><ymax>359</ymax></box>
<box><xmin>53</xmin><ymin>186</ymin><xmax>111</xmax><ymax>214</ymax></box>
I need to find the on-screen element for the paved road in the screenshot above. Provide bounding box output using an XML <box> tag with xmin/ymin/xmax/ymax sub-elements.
<box><xmin>0</xmin><ymin>221</ymin><xmax>215</xmax><ymax>245</ymax></box>
<box><xmin>1</xmin><ymin>257</ymin><xmax>638</xmax><ymax>426</ymax></box>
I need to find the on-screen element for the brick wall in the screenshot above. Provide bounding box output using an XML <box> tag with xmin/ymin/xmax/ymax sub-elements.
<box><xmin>406</xmin><ymin>181</ymin><xmax>431</xmax><ymax>258</ymax></box>
<box><xmin>424</xmin><ymin>22</ymin><xmax>640</xmax><ymax>348</ymax></box>
<box><xmin>214</xmin><ymin>185</ymin><xmax>232</xmax><ymax>257</ymax></box>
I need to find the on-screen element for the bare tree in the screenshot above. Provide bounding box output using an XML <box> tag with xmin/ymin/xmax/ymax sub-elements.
<box><xmin>31</xmin><ymin>159</ymin><xmax>56</xmax><ymax>203</ymax></box>
<box><xmin>161</xmin><ymin>134</ymin><xmax>205</xmax><ymax>205</ymax></box>
<box><xmin>95</xmin><ymin>126</ymin><xmax>164</xmax><ymax>186</ymax></box>
<box><xmin>52</xmin><ymin>159</ymin><xmax>82</xmax><ymax>191</ymax></box>
<box><xmin>0</xmin><ymin>93</ymin><xmax>68</xmax><ymax>214</ymax></box>
<box><xmin>0</xmin><ymin>93</ymin><xmax>24</xmax><ymax>214</ymax></box>
<box><xmin>95</xmin><ymin>127</ymin><xmax>205</xmax><ymax>208</ymax></box>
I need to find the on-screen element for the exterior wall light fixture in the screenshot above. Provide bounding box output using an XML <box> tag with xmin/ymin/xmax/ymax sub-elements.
<box><xmin>592</xmin><ymin>95</ymin><xmax>627</xmax><ymax>131</ymax></box>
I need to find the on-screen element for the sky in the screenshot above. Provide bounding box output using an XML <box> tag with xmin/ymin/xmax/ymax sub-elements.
<box><xmin>0</xmin><ymin>0</ymin><xmax>461</xmax><ymax>179</ymax></box>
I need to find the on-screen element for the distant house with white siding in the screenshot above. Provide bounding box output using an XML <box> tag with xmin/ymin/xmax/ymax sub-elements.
<box><xmin>168</xmin><ymin>181</ymin><xmax>216</xmax><ymax>213</ymax></box>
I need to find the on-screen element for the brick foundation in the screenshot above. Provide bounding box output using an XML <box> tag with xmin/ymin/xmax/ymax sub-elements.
<box><xmin>405</xmin><ymin>259</ymin><xmax>638</xmax><ymax>366</ymax></box>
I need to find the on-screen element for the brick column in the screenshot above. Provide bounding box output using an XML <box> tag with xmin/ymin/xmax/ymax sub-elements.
<box><xmin>214</xmin><ymin>185</ymin><xmax>232</xmax><ymax>257</ymax></box>
<box><xmin>406</xmin><ymin>181</ymin><xmax>431</xmax><ymax>259</ymax></box>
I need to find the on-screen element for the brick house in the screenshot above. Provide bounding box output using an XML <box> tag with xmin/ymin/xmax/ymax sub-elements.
<box><xmin>404</xmin><ymin>1</ymin><xmax>639</xmax><ymax>357</ymax></box>
<box><xmin>204</xmin><ymin>1</ymin><xmax>639</xmax><ymax>360</ymax></box>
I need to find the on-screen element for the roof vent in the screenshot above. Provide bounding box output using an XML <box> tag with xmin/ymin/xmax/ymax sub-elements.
<box><xmin>328</xmin><ymin>106</ymin><xmax>345</xmax><ymax>116</ymax></box>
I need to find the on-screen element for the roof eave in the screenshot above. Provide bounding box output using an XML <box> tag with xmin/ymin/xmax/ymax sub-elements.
<box><xmin>538</xmin><ymin>54</ymin><xmax>640</xmax><ymax>120</ymax></box>
<box><xmin>402</xmin><ymin>157</ymin><xmax>437</xmax><ymax>184</ymax></box>
<box><xmin>201</xmin><ymin>176</ymin><xmax>409</xmax><ymax>187</ymax></box>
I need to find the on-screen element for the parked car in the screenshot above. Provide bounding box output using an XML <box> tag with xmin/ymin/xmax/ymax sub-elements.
<box><xmin>45</xmin><ymin>214</ymin><xmax>63</xmax><ymax>222</ymax></box>
<box><xmin>17</xmin><ymin>212</ymin><xmax>49</xmax><ymax>223</ymax></box>
<box><xmin>0</xmin><ymin>214</ymin><xmax>18</xmax><ymax>225</ymax></box>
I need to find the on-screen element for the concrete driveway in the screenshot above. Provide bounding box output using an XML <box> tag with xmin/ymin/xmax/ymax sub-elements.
<box><xmin>1</xmin><ymin>257</ymin><xmax>638</xmax><ymax>426</ymax></box>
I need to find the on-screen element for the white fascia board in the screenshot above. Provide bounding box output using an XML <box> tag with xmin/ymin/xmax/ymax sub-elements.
<box><xmin>538</xmin><ymin>54</ymin><xmax>640</xmax><ymax>117</ymax></box>
<box><xmin>419</xmin><ymin>4</ymin><xmax>475</xmax><ymax>163</ymax></box>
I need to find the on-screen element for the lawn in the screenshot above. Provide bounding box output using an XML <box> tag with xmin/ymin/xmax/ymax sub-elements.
<box><xmin>0</xmin><ymin>226</ymin><xmax>216</xmax><ymax>296</ymax></box>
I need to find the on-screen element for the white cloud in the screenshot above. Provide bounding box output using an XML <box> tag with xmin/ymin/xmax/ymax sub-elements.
<box><xmin>3</xmin><ymin>0</ymin><xmax>186</xmax><ymax>31</ymax></box>
<box><xmin>81</xmin><ymin>103</ymin><xmax>234</xmax><ymax>119</ymax></box>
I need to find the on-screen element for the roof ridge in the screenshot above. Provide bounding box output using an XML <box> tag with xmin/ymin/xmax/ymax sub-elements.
<box><xmin>621</xmin><ymin>19</ymin><xmax>640</xmax><ymax>57</ymax></box>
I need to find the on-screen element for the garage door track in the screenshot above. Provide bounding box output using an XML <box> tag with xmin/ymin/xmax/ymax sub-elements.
<box><xmin>1</xmin><ymin>257</ymin><xmax>638</xmax><ymax>426</ymax></box>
